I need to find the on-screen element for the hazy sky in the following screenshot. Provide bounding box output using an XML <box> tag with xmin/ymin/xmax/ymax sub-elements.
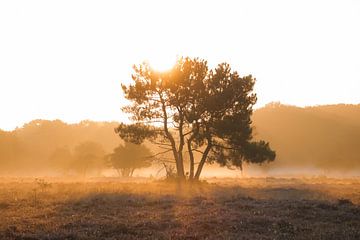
<box><xmin>1</xmin><ymin>0</ymin><xmax>359</xmax><ymax>131</ymax></box>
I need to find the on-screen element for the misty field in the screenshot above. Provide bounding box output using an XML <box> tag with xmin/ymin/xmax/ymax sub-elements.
<box><xmin>1</xmin><ymin>177</ymin><xmax>360</xmax><ymax>240</ymax></box>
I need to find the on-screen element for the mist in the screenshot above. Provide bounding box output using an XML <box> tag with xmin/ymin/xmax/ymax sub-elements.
<box><xmin>1</xmin><ymin>103</ymin><xmax>359</xmax><ymax>178</ymax></box>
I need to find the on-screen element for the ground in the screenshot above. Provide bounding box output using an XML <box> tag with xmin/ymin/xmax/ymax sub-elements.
<box><xmin>0</xmin><ymin>177</ymin><xmax>360</xmax><ymax>240</ymax></box>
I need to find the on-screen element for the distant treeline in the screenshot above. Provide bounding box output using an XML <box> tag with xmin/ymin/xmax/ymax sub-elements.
<box><xmin>1</xmin><ymin>103</ymin><xmax>360</xmax><ymax>175</ymax></box>
<box><xmin>0</xmin><ymin>120</ymin><xmax>120</xmax><ymax>175</ymax></box>
<box><xmin>252</xmin><ymin>103</ymin><xmax>360</xmax><ymax>171</ymax></box>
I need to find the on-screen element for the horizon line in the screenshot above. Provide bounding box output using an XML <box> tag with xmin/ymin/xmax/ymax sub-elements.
<box><xmin>1</xmin><ymin>102</ymin><xmax>359</xmax><ymax>132</ymax></box>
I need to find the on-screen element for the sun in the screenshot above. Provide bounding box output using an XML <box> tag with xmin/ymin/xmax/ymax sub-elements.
<box><xmin>147</xmin><ymin>54</ymin><xmax>177</xmax><ymax>72</ymax></box>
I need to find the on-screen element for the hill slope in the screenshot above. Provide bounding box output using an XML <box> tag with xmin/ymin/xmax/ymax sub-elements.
<box><xmin>252</xmin><ymin>103</ymin><xmax>360</xmax><ymax>171</ymax></box>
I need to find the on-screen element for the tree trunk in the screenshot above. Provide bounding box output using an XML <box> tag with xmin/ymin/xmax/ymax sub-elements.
<box><xmin>176</xmin><ymin>108</ymin><xmax>186</xmax><ymax>179</ymax></box>
<box><xmin>121</xmin><ymin>168</ymin><xmax>131</xmax><ymax>177</ymax></box>
<box><xmin>82</xmin><ymin>166</ymin><xmax>88</xmax><ymax>178</ymax></box>
<box><xmin>176</xmin><ymin>153</ymin><xmax>185</xmax><ymax>179</ymax></box>
<box><xmin>159</xmin><ymin>94</ymin><xmax>185</xmax><ymax>179</ymax></box>
<box><xmin>194</xmin><ymin>143</ymin><xmax>212</xmax><ymax>180</ymax></box>
<box><xmin>187</xmin><ymin>138</ymin><xmax>195</xmax><ymax>179</ymax></box>
<box><xmin>115</xmin><ymin>168</ymin><xmax>121</xmax><ymax>177</ymax></box>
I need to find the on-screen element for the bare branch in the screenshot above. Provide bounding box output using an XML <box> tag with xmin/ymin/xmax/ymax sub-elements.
<box><xmin>156</xmin><ymin>146</ymin><xmax>174</xmax><ymax>151</ymax></box>
<box><xmin>193</xmin><ymin>149</ymin><xmax>204</xmax><ymax>154</ymax></box>
<box><xmin>151</xmin><ymin>141</ymin><xmax>173</xmax><ymax>147</ymax></box>
<box><xmin>184</xmin><ymin>130</ymin><xmax>194</xmax><ymax>136</ymax></box>
<box><xmin>147</xmin><ymin>149</ymin><xmax>173</xmax><ymax>158</ymax></box>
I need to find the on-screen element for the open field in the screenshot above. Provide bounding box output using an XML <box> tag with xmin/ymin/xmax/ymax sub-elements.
<box><xmin>1</xmin><ymin>177</ymin><xmax>360</xmax><ymax>239</ymax></box>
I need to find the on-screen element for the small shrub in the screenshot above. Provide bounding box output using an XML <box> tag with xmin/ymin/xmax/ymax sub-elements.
<box><xmin>337</xmin><ymin>198</ymin><xmax>353</xmax><ymax>206</ymax></box>
<box><xmin>35</xmin><ymin>178</ymin><xmax>52</xmax><ymax>192</ymax></box>
<box><xmin>0</xmin><ymin>202</ymin><xmax>10</xmax><ymax>209</ymax></box>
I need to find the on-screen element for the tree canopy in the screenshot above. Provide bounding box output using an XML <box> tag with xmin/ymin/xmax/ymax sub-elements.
<box><xmin>48</xmin><ymin>146</ymin><xmax>73</xmax><ymax>173</ymax></box>
<box><xmin>107</xmin><ymin>142</ymin><xmax>152</xmax><ymax>177</ymax></box>
<box><xmin>72</xmin><ymin>141</ymin><xmax>105</xmax><ymax>176</ymax></box>
<box><xmin>116</xmin><ymin>57</ymin><xmax>276</xmax><ymax>180</ymax></box>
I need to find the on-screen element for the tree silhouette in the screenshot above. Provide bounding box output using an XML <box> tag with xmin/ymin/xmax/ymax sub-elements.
<box><xmin>107</xmin><ymin>142</ymin><xmax>152</xmax><ymax>177</ymax></box>
<box><xmin>48</xmin><ymin>146</ymin><xmax>73</xmax><ymax>173</ymax></box>
<box><xmin>72</xmin><ymin>141</ymin><xmax>105</xmax><ymax>176</ymax></box>
<box><xmin>116</xmin><ymin>57</ymin><xmax>276</xmax><ymax>180</ymax></box>
<box><xmin>0</xmin><ymin>130</ymin><xmax>25</xmax><ymax>172</ymax></box>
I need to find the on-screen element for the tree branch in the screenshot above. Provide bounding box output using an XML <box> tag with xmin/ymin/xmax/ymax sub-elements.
<box><xmin>147</xmin><ymin>149</ymin><xmax>173</xmax><ymax>158</ymax></box>
<box><xmin>193</xmin><ymin>149</ymin><xmax>204</xmax><ymax>154</ymax></box>
<box><xmin>151</xmin><ymin>141</ymin><xmax>173</xmax><ymax>147</ymax></box>
<box><xmin>158</xmin><ymin>91</ymin><xmax>184</xmax><ymax>177</ymax></box>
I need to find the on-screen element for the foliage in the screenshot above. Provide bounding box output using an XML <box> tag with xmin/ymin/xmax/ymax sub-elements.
<box><xmin>115</xmin><ymin>123</ymin><xmax>158</xmax><ymax>144</ymax></box>
<box><xmin>72</xmin><ymin>141</ymin><xmax>106</xmax><ymax>176</ymax></box>
<box><xmin>0</xmin><ymin>130</ymin><xmax>25</xmax><ymax>172</ymax></box>
<box><xmin>0</xmin><ymin>120</ymin><xmax>119</xmax><ymax>174</ymax></box>
<box><xmin>48</xmin><ymin>146</ymin><xmax>73</xmax><ymax>173</ymax></box>
<box><xmin>107</xmin><ymin>142</ymin><xmax>152</xmax><ymax>177</ymax></box>
<box><xmin>117</xmin><ymin>57</ymin><xmax>276</xmax><ymax>180</ymax></box>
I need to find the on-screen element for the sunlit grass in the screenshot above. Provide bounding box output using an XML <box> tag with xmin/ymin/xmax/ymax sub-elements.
<box><xmin>0</xmin><ymin>177</ymin><xmax>359</xmax><ymax>239</ymax></box>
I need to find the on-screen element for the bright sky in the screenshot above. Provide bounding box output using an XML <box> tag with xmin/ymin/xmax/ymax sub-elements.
<box><xmin>0</xmin><ymin>0</ymin><xmax>359</xmax><ymax>131</ymax></box>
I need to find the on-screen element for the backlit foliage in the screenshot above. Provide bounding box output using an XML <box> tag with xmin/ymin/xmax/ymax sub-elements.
<box><xmin>117</xmin><ymin>57</ymin><xmax>276</xmax><ymax>180</ymax></box>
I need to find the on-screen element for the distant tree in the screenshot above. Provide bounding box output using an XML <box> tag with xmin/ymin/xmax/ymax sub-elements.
<box><xmin>107</xmin><ymin>142</ymin><xmax>152</xmax><ymax>177</ymax></box>
<box><xmin>16</xmin><ymin>119</ymin><xmax>71</xmax><ymax>162</ymax></box>
<box><xmin>0</xmin><ymin>130</ymin><xmax>25</xmax><ymax>172</ymax></box>
<box><xmin>48</xmin><ymin>146</ymin><xmax>73</xmax><ymax>173</ymax></box>
<box><xmin>116</xmin><ymin>57</ymin><xmax>276</xmax><ymax>180</ymax></box>
<box><xmin>72</xmin><ymin>141</ymin><xmax>105</xmax><ymax>176</ymax></box>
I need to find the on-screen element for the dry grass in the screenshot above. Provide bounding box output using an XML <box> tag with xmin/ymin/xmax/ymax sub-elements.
<box><xmin>0</xmin><ymin>177</ymin><xmax>360</xmax><ymax>239</ymax></box>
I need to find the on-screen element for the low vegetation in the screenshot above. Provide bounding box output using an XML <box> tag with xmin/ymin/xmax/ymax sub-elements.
<box><xmin>0</xmin><ymin>177</ymin><xmax>359</xmax><ymax>239</ymax></box>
